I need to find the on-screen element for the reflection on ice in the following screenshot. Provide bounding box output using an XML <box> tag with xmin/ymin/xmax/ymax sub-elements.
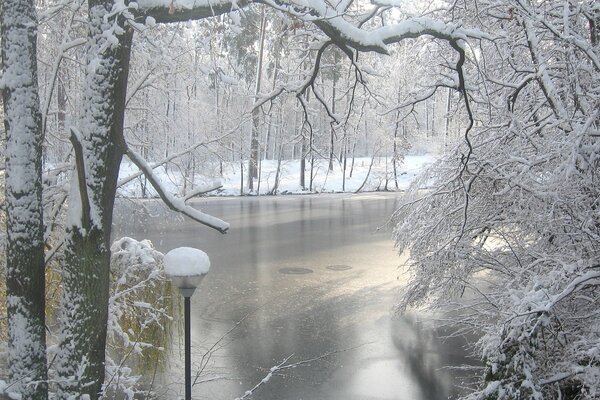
<box><xmin>350</xmin><ymin>358</ymin><xmax>420</xmax><ymax>399</ymax></box>
<box><xmin>113</xmin><ymin>193</ymin><xmax>478</xmax><ymax>399</ymax></box>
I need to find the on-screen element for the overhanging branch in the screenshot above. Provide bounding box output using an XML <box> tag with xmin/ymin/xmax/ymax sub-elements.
<box><xmin>126</xmin><ymin>147</ymin><xmax>229</xmax><ymax>233</ymax></box>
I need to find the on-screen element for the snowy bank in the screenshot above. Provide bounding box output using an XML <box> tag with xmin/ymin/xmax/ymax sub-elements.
<box><xmin>117</xmin><ymin>155</ymin><xmax>434</xmax><ymax>198</ymax></box>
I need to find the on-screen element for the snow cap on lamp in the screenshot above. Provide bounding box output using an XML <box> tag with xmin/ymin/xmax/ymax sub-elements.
<box><xmin>164</xmin><ymin>247</ymin><xmax>210</xmax><ymax>297</ymax></box>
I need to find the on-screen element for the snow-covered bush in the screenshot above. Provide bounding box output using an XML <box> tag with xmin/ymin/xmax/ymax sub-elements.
<box><xmin>102</xmin><ymin>237</ymin><xmax>172</xmax><ymax>399</ymax></box>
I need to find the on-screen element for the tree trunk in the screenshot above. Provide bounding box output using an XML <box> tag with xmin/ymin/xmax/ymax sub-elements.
<box><xmin>342</xmin><ymin>138</ymin><xmax>347</xmax><ymax>191</ymax></box>
<box><xmin>57</xmin><ymin>74</ymin><xmax>67</xmax><ymax>132</ymax></box>
<box><xmin>425</xmin><ymin>99</ymin><xmax>429</xmax><ymax>137</ymax></box>
<box><xmin>309</xmin><ymin>124</ymin><xmax>314</xmax><ymax>191</ymax></box>
<box><xmin>431</xmin><ymin>93</ymin><xmax>436</xmax><ymax>135</ymax></box>
<box><xmin>300</xmin><ymin>132</ymin><xmax>307</xmax><ymax>189</ymax></box>
<box><xmin>349</xmin><ymin>141</ymin><xmax>356</xmax><ymax>178</ymax></box>
<box><xmin>329</xmin><ymin>64</ymin><xmax>337</xmax><ymax>171</ymax></box>
<box><xmin>355</xmin><ymin>152</ymin><xmax>377</xmax><ymax>193</ymax></box>
<box><xmin>269</xmin><ymin>144</ymin><xmax>283</xmax><ymax>195</ymax></box>
<box><xmin>589</xmin><ymin>15</ymin><xmax>599</xmax><ymax>47</ymax></box>
<box><xmin>393</xmin><ymin>86</ymin><xmax>402</xmax><ymax>189</ymax></box>
<box><xmin>444</xmin><ymin>87</ymin><xmax>451</xmax><ymax>149</ymax></box>
<box><xmin>248</xmin><ymin>6</ymin><xmax>266</xmax><ymax>190</ymax></box>
<box><xmin>1</xmin><ymin>0</ymin><xmax>48</xmax><ymax>397</ymax></box>
<box><xmin>265</xmin><ymin>55</ymin><xmax>280</xmax><ymax>161</ymax></box>
<box><xmin>240</xmin><ymin>130</ymin><xmax>244</xmax><ymax>194</ymax></box>
<box><xmin>55</xmin><ymin>3</ymin><xmax>133</xmax><ymax>396</ymax></box>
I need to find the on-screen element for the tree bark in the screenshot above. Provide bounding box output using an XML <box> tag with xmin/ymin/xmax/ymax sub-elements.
<box><xmin>393</xmin><ymin>86</ymin><xmax>402</xmax><ymax>189</ymax></box>
<box><xmin>329</xmin><ymin>55</ymin><xmax>338</xmax><ymax>171</ymax></box>
<box><xmin>248</xmin><ymin>6</ymin><xmax>266</xmax><ymax>191</ymax></box>
<box><xmin>55</xmin><ymin>2</ymin><xmax>133</xmax><ymax>396</ymax></box>
<box><xmin>300</xmin><ymin>132</ymin><xmax>307</xmax><ymax>189</ymax></box>
<box><xmin>1</xmin><ymin>0</ymin><xmax>48</xmax><ymax>397</ymax></box>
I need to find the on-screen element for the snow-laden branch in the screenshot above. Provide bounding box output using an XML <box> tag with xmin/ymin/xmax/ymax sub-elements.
<box><xmin>137</xmin><ymin>0</ymin><xmax>490</xmax><ymax>54</ymax></box>
<box><xmin>235</xmin><ymin>354</ymin><xmax>294</xmax><ymax>400</ymax></box>
<box><xmin>137</xmin><ymin>0</ymin><xmax>248</xmax><ymax>23</ymax></box>
<box><xmin>311</xmin><ymin>15</ymin><xmax>486</xmax><ymax>54</ymax></box>
<box><xmin>125</xmin><ymin>148</ymin><xmax>229</xmax><ymax>233</ymax></box>
<box><xmin>522</xmin><ymin>19</ymin><xmax>570</xmax><ymax>126</ymax></box>
<box><xmin>537</xmin><ymin>270</ymin><xmax>600</xmax><ymax>314</ymax></box>
<box><xmin>183</xmin><ymin>184</ymin><xmax>223</xmax><ymax>201</ymax></box>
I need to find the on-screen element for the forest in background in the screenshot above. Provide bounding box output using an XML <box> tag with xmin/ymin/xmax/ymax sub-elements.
<box><xmin>28</xmin><ymin>1</ymin><xmax>462</xmax><ymax>196</ymax></box>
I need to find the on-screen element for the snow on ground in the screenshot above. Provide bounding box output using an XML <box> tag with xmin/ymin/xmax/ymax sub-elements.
<box><xmin>117</xmin><ymin>155</ymin><xmax>435</xmax><ymax>198</ymax></box>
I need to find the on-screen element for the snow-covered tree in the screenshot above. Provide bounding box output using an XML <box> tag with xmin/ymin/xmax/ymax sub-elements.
<box><xmin>392</xmin><ymin>0</ymin><xmax>600</xmax><ymax>398</ymax></box>
<box><xmin>1</xmin><ymin>0</ymin><xmax>48</xmax><ymax>397</ymax></box>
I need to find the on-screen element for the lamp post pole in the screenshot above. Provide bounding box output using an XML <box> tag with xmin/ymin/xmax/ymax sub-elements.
<box><xmin>164</xmin><ymin>247</ymin><xmax>211</xmax><ymax>400</ymax></box>
<box><xmin>179</xmin><ymin>287</ymin><xmax>196</xmax><ymax>400</ymax></box>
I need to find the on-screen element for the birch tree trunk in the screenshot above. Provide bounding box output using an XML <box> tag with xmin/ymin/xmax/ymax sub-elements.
<box><xmin>1</xmin><ymin>0</ymin><xmax>48</xmax><ymax>397</ymax></box>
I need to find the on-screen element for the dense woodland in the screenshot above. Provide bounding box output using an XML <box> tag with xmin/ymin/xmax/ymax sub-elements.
<box><xmin>37</xmin><ymin>2</ymin><xmax>457</xmax><ymax>195</ymax></box>
<box><xmin>1</xmin><ymin>0</ymin><xmax>599</xmax><ymax>398</ymax></box>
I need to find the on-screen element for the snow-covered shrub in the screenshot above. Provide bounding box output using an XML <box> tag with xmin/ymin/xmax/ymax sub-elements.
<box><xmin>103</xmin><ymin>237</ymin><xmax>173</xmax><ymax>399</ymax></box>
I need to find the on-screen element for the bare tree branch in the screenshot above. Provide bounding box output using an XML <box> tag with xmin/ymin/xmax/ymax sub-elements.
<box><xmin>69</xmin><ymin>128</ymin><xmax>91</xmax><ymax>229</ymax></box>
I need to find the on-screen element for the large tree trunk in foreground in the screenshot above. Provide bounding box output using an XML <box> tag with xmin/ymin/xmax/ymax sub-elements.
<box><xmin>54</xmin><ymin>2</ymin><xmax>133</xmax><ymax>396</ymax></box>
<box><xmin>1</xmin><ymin>0</ymin><xmax>48</xmax><ymax>397</ymax></box>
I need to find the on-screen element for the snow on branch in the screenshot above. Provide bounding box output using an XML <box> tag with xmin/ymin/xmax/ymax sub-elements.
<box><xmin>183</xmin><ymin>184</ymin><xmax>223</xmax><ymax>201</ymax></box>
<box><xmin>137</xmin><ymin>0</ymin><xmax>248</xmax><ymax>23</ymax></box>
<box><xmin>137</xmin><ymin>0</ymin><xmax>489</xmax><ymax>54</ymax></box>
<box><xmin>287</xmin><ymin>2</ymin><xmax>489</xmax><ymax>52</ymax></box>
<box><xmin>125</xmin><ymin>148</ymin><xmax>229</xmax><ymax>233</ymax></box>
<box><xmin>311</xmin><ymin>15</ymin><xmax>486</xmax><ymax>54</ymax></box>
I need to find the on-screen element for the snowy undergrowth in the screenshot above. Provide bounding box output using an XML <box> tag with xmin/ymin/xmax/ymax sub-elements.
<box><xmin>0</xmin><ymin>238</ymin><xmax>172</xmax><ymax>399</ymax></box>
<box><xmin>101</xmin><ymin>237</ymin><xmax>171</xmax><ymax>400</ymax></box>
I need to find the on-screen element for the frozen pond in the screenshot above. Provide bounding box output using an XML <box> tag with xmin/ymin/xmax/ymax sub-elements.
<box><xmin>113</xmin><ymin>193</ymin><xmax>477</xmax><ymax>399</ymax></box>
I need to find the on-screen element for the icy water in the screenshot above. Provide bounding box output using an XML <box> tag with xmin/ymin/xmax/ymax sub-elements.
<box><xmin>113</xmin><ymin>193</ymin><xmax>478</xmax><ymax>400</ymax></box>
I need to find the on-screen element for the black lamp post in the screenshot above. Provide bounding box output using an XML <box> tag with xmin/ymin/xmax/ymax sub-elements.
<box><xmin>164</xmin><ymin>247</ymin><xmax>210</xmax><ymax>400</ymax></box>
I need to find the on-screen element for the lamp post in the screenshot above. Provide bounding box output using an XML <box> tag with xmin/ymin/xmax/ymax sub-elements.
<box><xmin>164</xmin><ymin>247</ymin><xmax>211</xmax><ymax>400</ymax></box>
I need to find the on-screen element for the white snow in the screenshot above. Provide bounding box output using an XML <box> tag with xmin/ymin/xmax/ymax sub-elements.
<box><xmin>164</xmin><ymin>247</ymin><xmax>210</xmax><ymax>277</ymax></box>
<box><xmin>137</xmin><ymin>0</ymin><xmax>233</xmax><ymax>10</ymax></box>
<box><xmin>0</xmin><ymin>380</ymin><xmax>21</xmax><ymax>400</ymax></box>
<box><xmin>117</xmin><ymin>155</ymin><xmax>435</xmax><ymax>198</ymax></box>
